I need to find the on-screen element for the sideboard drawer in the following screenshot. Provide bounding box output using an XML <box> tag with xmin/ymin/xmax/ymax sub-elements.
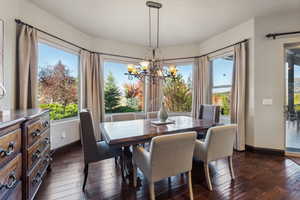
<box><xmin>27</xmin><ymin>158</ymin><xmax>48</xmax><ymax>200</ymax></box>
<box><xmin>27</xmin><ymin>118</ymin><xmax>49</xmax><ymax>148</ymax></box>
<box><xmin>4</xmin><ymin>181</ymin><xmax>22</xmax><ymax>200</ymax></box>
<box><xmin>27</xmin><ymin>130</ymin><xmax>50</xmax><ymax>171</ymax></box>
<box><xmin>0</xmin><ymin>129</ymin><xmax>21</xmax><ymax>168</ymax></box>
<box><xmin>0</xmin><ymin>154</ymin><xmax>22</xmax><ymax>200</ymax></box>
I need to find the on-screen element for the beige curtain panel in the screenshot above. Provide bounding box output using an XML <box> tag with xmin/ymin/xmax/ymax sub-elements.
<box><xmin>231</xmin><ymin>42</ymin><xmax>247</xmax><ymax>151</ymax></box>
<box><xmin>146</xmin><ymin>77</ymin><xmax>162</xmax><ymax>112</ymax></box>
<box><xmin>191</xmin><ymin>56</ymin><xmax>210</xmax><ymax>118</ymax></box>
<box><xmin>80</xmin><ymin>50</ymin><xmax>104</xmax><ymax>141</ymax></box>
<box><xmin>15</xmin><ymin>24</ymin><xmax>38</xmax><ymax>109</ymax></box>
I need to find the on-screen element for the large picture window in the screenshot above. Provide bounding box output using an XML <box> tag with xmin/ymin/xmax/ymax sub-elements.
<box><xmin>104</xmin><ymin>61</ymin><xmax>144</xmax><ymax>113</ymax></box>
<box><xmin>211</xmin><ymin>55</ymin><xmax>234</xmax><ymax>124</ymax></box>
<box><xmin>163</xmin><ymin>63</ymin><xmax>193</xmax><ymax>112</ymax></box>
<box><xmin>38</xmin><ymin>42</ymin><xmax>79</xmax><ymax>120</ymax></box>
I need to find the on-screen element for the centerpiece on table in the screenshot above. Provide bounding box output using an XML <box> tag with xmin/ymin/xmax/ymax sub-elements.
<box><xmin>151</xmin><ymin>99</ymin><xmax>175</xmax><ymax>126</ymax></box>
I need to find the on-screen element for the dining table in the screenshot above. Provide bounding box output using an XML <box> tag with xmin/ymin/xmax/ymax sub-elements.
<box><xmin>100</xmin><ymin>116</ymin><xmax>215</xmax><ymax>184</ymax></box>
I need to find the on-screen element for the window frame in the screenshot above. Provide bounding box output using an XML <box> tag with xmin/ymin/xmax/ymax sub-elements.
<box><xmin>162</xmin><ymin>60</ymin><xmax>194</xmax><ymax>114</ymax></box>
<box><xmin>102</xmin><ymin>56</ymin><xmax>146</xmax><ymax>115</ymax></box>
<box><xmin>210</xmin><ymin>51</ymin><xmax>234</xmax><ymax>123</ymax></box>
<box><xmin>37</xmin><ymin>37</ymin><xmax>81</xmax><ymax>122</ymax></box>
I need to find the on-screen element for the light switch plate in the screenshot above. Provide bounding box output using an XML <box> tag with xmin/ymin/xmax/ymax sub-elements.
<box><xmin>262</xmin><ymin>98</ymin><xmax>273</xmax><ymax>105</ymax></box>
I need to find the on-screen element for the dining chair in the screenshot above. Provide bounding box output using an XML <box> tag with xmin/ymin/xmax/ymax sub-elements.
<box><xmin>132</xmin><ymin>132</ymin><xmax>197</xmax><ymax>200</ymax></box>
<box><xmin>79</xmin><ymin>110</ymin><xmax>124</xmax><ymax>191</ymax></box>
<box><xmin>198</xmin><ymin>104</ymin><xmax>221</xmax><ymax>139</ymax></box>
<box><xmin>199</xmin><ymin>104</ymin><xmax>220</xmax><ymax>122</ymax></box>
<box><xmin>146</xmin><ymin>111</ymin><xmax>158</xmax><ymax>119</ymax></box>
<box><xmin>111</xmin><ymin>113</ymin><xmax>136</xmax><ymax>121</ymax></box>
<box><xmin>193</xmin><ymin>124</ymin><xmax>237</xmax><ymax>191</ymax></box>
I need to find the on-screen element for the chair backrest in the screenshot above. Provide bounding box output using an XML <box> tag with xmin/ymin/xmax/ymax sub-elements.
<box><xmin>149</xmin><ymin>132</ymin><xmax>197</xmax><ymax>182</ymax></box>
<box><xmin>111</xmin><ymin>113</ymin><xmax>136</xmax><ymax>122</ymax></box>
<box><xmin>199</xmin><ymin>104</ymin><xmax>220</xmax><ymax>123</ymax></box>
<box><xmin>147</xmin><ymin>112</ymin><xmax>158</xmax><ymax>119</ymax></box>
<box><xmin>79</xmin><ymin>110</ymin><xmax>99</xmax><ymax>164</ymax></box>
<box><xmin>204</xmin><ymin>124</ymin><xmax>237</xmax><ymax>162</ymax></box>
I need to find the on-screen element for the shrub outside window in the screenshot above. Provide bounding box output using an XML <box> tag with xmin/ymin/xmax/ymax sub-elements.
<box><xmin>38</xmin><ymin>42</ymin><xmax>79</xmax><ymax>121</ymax></box>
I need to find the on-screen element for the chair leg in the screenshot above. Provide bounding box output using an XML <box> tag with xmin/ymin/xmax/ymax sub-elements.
<box><xmin>228</xmin><ymin>156</ymin><xmax>235</xmax><ymax>180</ymax></box>
<box><xmin>114</xmin><ymin>156</ymin><xmax>118</xmax><ymax>166</ymax></box>
<box><xmin>133</xmin><ymin>162</ymin><xmax>137</xmax><ymax>187</ymax></box>
<box><xmin>82</xmin><ymin>164</ymin><xmax>89</xmax><ymax>191</ymax></box>
<box><xmin>120</xmin><ymin>154</ymin><xmax>125</xmax><ymax>181</ymax></box>
<box><xmin>204</xmin><ymin>163</ymin><xmax>213</xmax><ymax>191</ymax></box>
<box><xmin>149</xmin><ymin>182</ymin><xmax>155</xmax><ymax>200</ymax></box>
<box><xmin>187</xmin><ymin>171</ymin><xmax>194</xmax><ymax>200</ymax></box>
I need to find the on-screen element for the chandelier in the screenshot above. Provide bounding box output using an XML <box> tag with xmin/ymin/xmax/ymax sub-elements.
<box><xmin>125</xmin><ymin>1</ymin><xmax>177</xmax><ymax>82</ymax></box>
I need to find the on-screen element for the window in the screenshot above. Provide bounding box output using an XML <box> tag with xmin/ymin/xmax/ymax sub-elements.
<box><xmin>163</xmin><ymin>63</ymin><xmax>193</xmax><ymax>112</ymax></box>
<box><xmin>38</xmin><ymin>42</ymin><xmax>79</xmax><ymax>120</ymax></box>
<box><xmin>104</xmin><ymin>61</ymin><xmax>144</xmax><ymax>113</ymax></box>
<box><xmin>211</xmin><ymin>55</ymin><xmax>234</xmax><ymax>124</ymax></box>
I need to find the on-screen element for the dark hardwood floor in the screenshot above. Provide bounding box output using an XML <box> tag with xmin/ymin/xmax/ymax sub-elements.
<box><xmin>36</xmin><ymin>144</ymin><xmax>300</xmax><ymax>200</ymax></box>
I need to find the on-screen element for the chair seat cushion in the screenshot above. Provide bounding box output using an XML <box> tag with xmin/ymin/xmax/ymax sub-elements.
<box><xmin>97</xmin><ymin>141</ymin><xmax>122</xmax><ymax>160</ymax></box>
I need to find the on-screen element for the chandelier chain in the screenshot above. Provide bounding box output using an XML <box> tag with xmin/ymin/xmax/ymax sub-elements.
<box><xmin>149</xmin><ymin>7</ymin><xmax>152</xmax><ymax>49</ymax></box>
<box><xmin>157</xmin><ymin>8</ymin><xmax>159</xmax><ymax>49</ymax></box>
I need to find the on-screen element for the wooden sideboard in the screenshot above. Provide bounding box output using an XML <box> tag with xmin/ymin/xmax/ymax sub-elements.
<box><xmin>0</xmin><ymin>109</ymin><xmax>51</xmax><ymax>200</ymax></box>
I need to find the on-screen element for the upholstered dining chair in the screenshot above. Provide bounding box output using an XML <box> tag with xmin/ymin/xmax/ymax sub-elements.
<box><xmin>111</xmin><ymin>113</ymin><xmax>136</xmax><ymax>121</ymax></box>
<box><xmin>132</xmin><ymin>132</ymin><xmax>197</xmax><ymax>200</ymax></box>
<box><xmin>79</xmin><ymin>110</ymin><xmax>124</xmax><ymax>191</ymax></box>
<box><xmin>146</xmin><ymin>111</ymin><xmax>158</xmax><ymax>119</ymax></box>
<box><xmin>193</xmin><ymin>124</ymin><xmax>237</xmax><ymax>191</ymax></box>
<box><xmin>197</xmin><ymin>104</ymin><xmax>221</xmax><ymax>139</ymax></box>
<box><xmin>199</xmin><ymin>104</ymin><xmax>220</xmax><ymax>123</ymax></box>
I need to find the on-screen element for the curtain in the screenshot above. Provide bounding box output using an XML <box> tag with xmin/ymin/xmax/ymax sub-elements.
<box><xmin>15</xmin><ymin>24</ymin><xmax>38</xmax><ymax>109</ymax></box>
<box><xmin>80</xmin><ymin>50</ymin><xmax>104</xmax><ymax>141</ymax></box>
<box><xmin>146</xmin><ymin>78</ymin><xmax>162</xmax><ymax>112</ymax></box>
<box><xmin>191</xmin><ymin>56</ymin><xmax>210</xmax><ymax>118</ymax></box>
<box><xmin>231</xmin><ymin>42</ymin><xmax>247</xmax><ymax>151</ymax></box>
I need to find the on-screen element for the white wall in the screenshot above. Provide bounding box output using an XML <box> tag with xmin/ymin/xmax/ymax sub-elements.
<box><xmin>198</xmin><ymin>19</ymin><xmax>256</xmax><ymax>146</ymax></box>
<box><xmin>91</xmin><ymin>37</ymin><xmax>147</xmax><ymax>59</ymax></box>
<box><xmin>0</xmin><ymin>0</ymin><xmax>19</xmax><ymax>110</ymax></box>
<box><xmin>253</xmin><ymin>12</ymin><xmax>300</xmax><ymax>150</ymax></box>
<box><xmin>0</xmin><ymin>0</ymin><xmax>148</xmax><ymax>149</ymax></box>
<box><xmin>161</xmin><ymin>43</ymin><xmax>200</xmax><ymax>59</ymax></box>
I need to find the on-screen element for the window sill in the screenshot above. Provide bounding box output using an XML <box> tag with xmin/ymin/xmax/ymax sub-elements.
<box><xmin>50</xmin><ymin>116</ymin><xmax>79</xmax><ymax>125</ymax></box>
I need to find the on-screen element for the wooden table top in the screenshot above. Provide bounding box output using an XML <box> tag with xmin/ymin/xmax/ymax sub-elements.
<box><xmin>100</xmin><ymin>116</ymin><xmax>215</xmax><ymax>146</ymax></box>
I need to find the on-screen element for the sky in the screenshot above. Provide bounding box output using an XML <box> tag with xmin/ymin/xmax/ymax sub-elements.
<box><xmin>38</xmin><ymin>42</ymin><xmax>79</xmax><ymax>77</ymax></box>
<box><xmin>38</xmin><ymin>42</ymin><xmax>234</xmax><ymax>94</ymax></box>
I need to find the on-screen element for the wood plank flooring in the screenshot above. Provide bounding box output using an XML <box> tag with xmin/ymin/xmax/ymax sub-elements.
<box><xmin>36</xmin><ymin>144</ymin><xmax>300</xmax><ymax>200</ymax></box>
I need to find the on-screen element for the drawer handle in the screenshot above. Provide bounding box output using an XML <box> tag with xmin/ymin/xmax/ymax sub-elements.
<box><xmin>0</xmin><ymin>171</ymin><xmax>17</xmax><ymax>190</ymax></box>
<box><xmin>32</xmin><ymin>171</ymin><xmax>42</xmax><ymax>186</ymax></box>
<box><xmin>32</xmin><ymin>149</ymin><xmax>41</xmax><ymax>162</ymax></box>
<box><xmin>0</xmin><ymin>141</ymin><xmax>15</xmax><ymax>157</ymax></box>
<box><xmin>43</xmin><ymin>121</ymin><xmax>49</xmax><ymax>128</ymax></box>
<box><xmin>43</xmin><ymin>154</ymin><xmax>52</xmax><ymax>164</ymax></box>
<box><xmin>31</xmin><ymin>129</ymin><xmax>41</xmax><ymax>137</ymax></box>
<box><xmin>44</xmin><ymin>137</ymin><xmax>50</xmax><ymax>145</ymax></box>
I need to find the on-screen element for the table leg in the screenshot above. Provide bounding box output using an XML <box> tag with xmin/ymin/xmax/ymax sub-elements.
<box><xmin>123</xmin><ymin>146</ymin><xmax>134</xmax><ymax>184</ymax></box>
<box><xmin>122</xmin><ymin>146</ymin><xmax>141</xmax><ymax>186</ymax></box>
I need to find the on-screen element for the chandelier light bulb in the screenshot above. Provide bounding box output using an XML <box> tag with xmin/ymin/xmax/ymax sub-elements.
<box><xmin>127</xmin><ymin>64</ymin><xmax>135</xmax><ymax>73</ymax></box>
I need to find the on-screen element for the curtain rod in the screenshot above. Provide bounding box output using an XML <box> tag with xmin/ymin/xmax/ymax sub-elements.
<box><xmin>163</xmin><ymin>39</ymin><xmax>249</xmax><ymax>61</ymax></box>
<box><xmin>15</xmin><ymin>19</ymin><xmax>144</xmax><ymax>60</ymax></box>
<box><xmin>266</xmin><ymin>31</ymin><xmax>300</xmax><ymax>40</ymax></box>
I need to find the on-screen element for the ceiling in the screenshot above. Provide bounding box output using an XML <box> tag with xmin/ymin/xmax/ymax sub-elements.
<box><xmin>29</xmin><ymin>0</ymin><xmax>300</xmax><ymax>47</ymax></box>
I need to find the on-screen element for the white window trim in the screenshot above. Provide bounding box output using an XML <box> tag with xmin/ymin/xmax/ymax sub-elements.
<box><xmin>102</xmin><ymin>57</ymin><xmax>146</xmax><ymax>114</ymax></box>
<box><xmin>162</xmin><ymin>61</ymin><xmax>194</xmax><ymax>114</ymax></box>
<box><xmin>37</xmin><ymin>39</ymin><xmax>81</xmax><ymax>122</ymax></box>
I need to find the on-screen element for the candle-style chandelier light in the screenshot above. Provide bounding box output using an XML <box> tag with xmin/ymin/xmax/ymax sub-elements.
<box><xmin>125</xmin><ymin>1</ymin><xmax>177</xmax><ymax>82</ymax></box>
